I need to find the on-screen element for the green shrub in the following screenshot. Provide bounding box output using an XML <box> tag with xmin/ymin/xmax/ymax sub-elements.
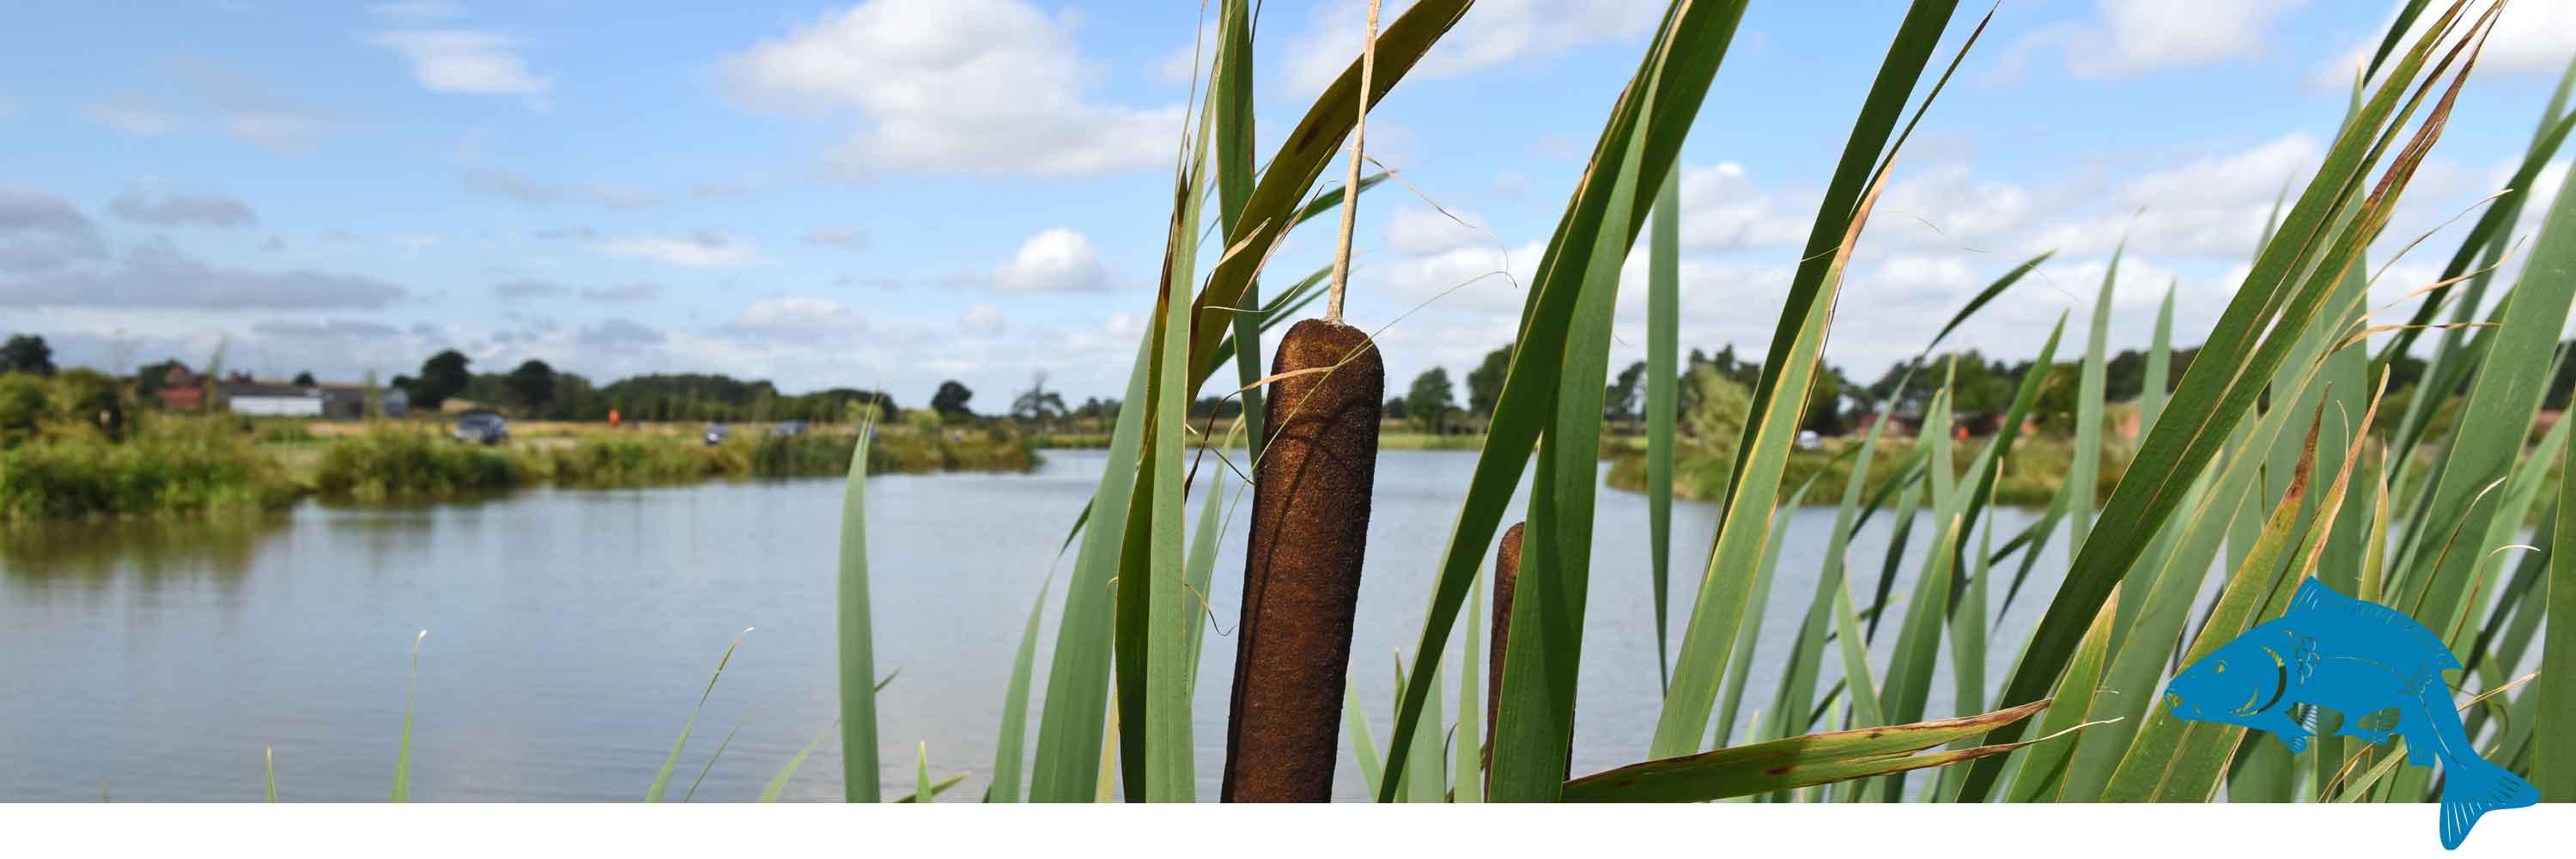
<box><xmin>0</xmin><ymin>436</ymin><xmax>296</xmax><ymax>521</ymax></box>
<box><xmin>312</xmin><ymin>430</ymin><xmax>521</xmax><ymax>499</ymax></box>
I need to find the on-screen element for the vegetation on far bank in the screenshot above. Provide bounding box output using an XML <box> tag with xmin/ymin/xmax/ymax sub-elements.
<box><xmin>1</xmin><ymin>369</ymin><xmax>1035</xmax><ymax>521</ymax></box>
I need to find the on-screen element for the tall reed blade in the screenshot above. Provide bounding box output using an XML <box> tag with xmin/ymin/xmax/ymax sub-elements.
<box><xmin>986</xmin><ymin>576</ymin><xmax>1052</xmax><ymax>802</ymax></box>
<box><xmin>390</xmin><ymin>629</ymin><xmax>423</xmax><ymax>803</ymax></box>
<box><xmin>648</xmin><ymin>627</ymin><xmax>750</xmax><ymax>801</ymax></box>
<box><xmin>838</xmin><ymin>426</ymin><xmax>881</xmax><ymax>802</ymax></box>
<box><xmin>1647</xmin><ymin>169</ymin><xmax>1680</xmax><ymax>693</ymax></box>
<box><xmin>1957</xmin><ymin>1</ymin><xmax>2494</xmax><ymax>800</ymax></box>
<box><xmin>1381</xmin><ymin>0</ymin><xmax>1749</xmax><ymax>801</ymax></box>
<box><xmin>1651</xmin><ymin>0</ymin><xmax>1971</xmax><ymax>760</ymax></box>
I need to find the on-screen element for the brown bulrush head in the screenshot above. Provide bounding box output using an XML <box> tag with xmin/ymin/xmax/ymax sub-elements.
<box><xmin>1485</xmin><ymin>522</ymin><xmax>1524</xmax><ymax>744</ymax></box>
<box><xmin>1220</xmin><ymin>319</ymin><xmax>1383</xmax><ymax>802</ymax></box>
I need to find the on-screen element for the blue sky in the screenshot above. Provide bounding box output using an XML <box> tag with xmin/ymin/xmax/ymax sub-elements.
<box><xmin>4</xmin><ymin>0</ymin><xmax>2573</xmax><ymax>410</ymax></box>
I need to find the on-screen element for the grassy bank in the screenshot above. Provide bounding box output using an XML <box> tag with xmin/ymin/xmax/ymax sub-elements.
<box><xmin>1605</xmin><ymin>436</ymin><xmax>2131</xmax><ymax>508</ymax></box>
<box><xmin>0</xmin><ymin>436</ymin><xmax>300</xmax><ymax>521</ymax></box>
<box><xmin>307</xmin><ymin>428</ymin><xmax>1037</xmax><ymax>499</ymax></box>
<box><xmin>3</xmin><ymin>403</ymin><xmax>1038</xmax><ymax>517</ymax></box>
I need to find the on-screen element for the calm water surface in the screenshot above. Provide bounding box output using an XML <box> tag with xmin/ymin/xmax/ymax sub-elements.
<box><xmin>0</xmin><ymin>450</ymin><xmax>2074</xmax><ymax>801</ymax></box>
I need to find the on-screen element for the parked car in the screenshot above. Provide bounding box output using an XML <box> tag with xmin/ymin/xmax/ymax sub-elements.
<box><xmin>1796</xmin><ymin>430</ymin><xmax>1822</xmax><ymax>450</ymax></box>
<box><xmin>704</xmin><ymin>423</ymin><xmax>732</xmax><ymax>446</ymax></box>
<box><xmin>453</xmin><ymin>412</ymin><xmax>510</xmax><ymax>445</ymax></box>
<box><xmin>769</xmin><ymin>420</ymin><xmax>808</xmax><ymax>438</ymax></box>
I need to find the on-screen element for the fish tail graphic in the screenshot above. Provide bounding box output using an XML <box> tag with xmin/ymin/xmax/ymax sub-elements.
<box><xmin>2414</xmin><ymin>681</ymin><xmax>2538</xmax><ymax>850</ymax></box>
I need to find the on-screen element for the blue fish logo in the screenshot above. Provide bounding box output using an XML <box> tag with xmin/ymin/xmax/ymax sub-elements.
<box><xmin>2163</xmin><ymin>577</ymin><xmax>2537</xmax><ymax>849</ymax></box>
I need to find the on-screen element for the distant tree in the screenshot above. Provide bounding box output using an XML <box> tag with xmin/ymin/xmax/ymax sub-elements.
<box><xmin>931</xmin><ymin>380</ymin><xmax>975</xmax><ymax>417</ymax></box>
<box><xmin>52</xmin><ymin>369</ymin><xmax>125</xmax><ymax>441</ymax></box>
<box><xmin>1803</xmin><ymin>363</ymin><xmax>1852</xmax><ymax>436</ymax></box>
<box><xmin>1682</xmin><ymin>364</ymin><xmax>1752</xmax><ymax>465</ymax></box>
<box><xmin>506</xmin><ymin>359</ymin><xmax>556</xmax><ymax>411</ymax></box>
<box><xmin>1466</xmin><ymin>344</ymin><xmax>1512</xmax><ymax>416</ymax></box>
<box><xmin>292</xmin><ymin>370</ymin><xmax>317</xmax><ymax>387</ymax></box>
<box><xmin>135</xmin><ymin>359</ymin><xmax>183</xmax><ymax>399</ymax></box>
<box><xmin>1383</xmin><ymin>396</ymin><xmax>1409</xmax><ymax>421</ymax></box>
<box><xmin>1</xmin><ymin>334</ymin><xmax>54</xmax><ymax>375</ymax></box>
<box><xmin>1406</xmin><ymin>367</ymin><xmax>1457</xmax><ymax>433</ymax></box>
<box><xmin>409</xmin><ymin>350</ymin><xmax>472</xmax><ymax>410</ymax></box>
<box><xmin>1190</xmin><ymin>396</ymin><xmax>1243</xmax><ymax>420</ymax></box>
<box><xmin>1012</xmin><ymin>371</ymin><xmax>1066</xmax><ymax>422</ymax></box>
<box><xmin>1606</xmin><ymin>360</ymin><xmax>1646</xmax><ymax>425</ymax></box>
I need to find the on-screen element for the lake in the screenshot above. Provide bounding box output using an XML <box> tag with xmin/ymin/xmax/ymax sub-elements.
<box><xmin>0</xmin><ymin>449</ymin><xmax>2072</xmax><ymax>801</ymax></box>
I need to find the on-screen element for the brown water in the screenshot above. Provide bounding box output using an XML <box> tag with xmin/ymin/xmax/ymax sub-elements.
<box><xmin>0</xmin><ymin>449</ymin><xmax>2066</xmax><ymax>801</ymax></box>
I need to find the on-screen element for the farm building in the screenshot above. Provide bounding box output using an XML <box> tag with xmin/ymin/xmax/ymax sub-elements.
<box><xmin>218</xmin><ymin>382</ymin><xmax>367</xmax><ymax>418</ymax></box>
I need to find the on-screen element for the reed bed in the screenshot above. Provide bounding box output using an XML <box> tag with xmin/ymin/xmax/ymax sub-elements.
<box><xmin>803</xmin><ymin>0</ymin><xmax>2575</xmax><ymax>820</ymax></box>
<box><xmin>46</xmin><ymin>0</ymin><xmax>2572</xmax><ymax>819</ymax></box>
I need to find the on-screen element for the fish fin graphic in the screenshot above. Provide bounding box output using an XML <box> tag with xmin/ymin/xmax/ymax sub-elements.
<box><xmin>2285</xmin><ymin>579</ymin><xmax>2460</xmax><ymax>670</ymax></box>
<box><xmin>2277</xmin><ymin>731</ymin><xmax>2307</xmax><ymax>754</ymax></box>
<box><xmin>2360</xmin><ymin>707</ymin><xmax>2402</xmax><ymax>733</ymax></box>
<box><xmin>2300</xmin><ymin>704</ymin><xmax>2321</xmax><ymax>735</ymax></box>
<box><xmin>2436</xmin><ymin>756</ymin><xmax>2539</xmax><ymax>850</ymax></box>
<box><xmin>2293</xmin><ymin>637</ymin><xmax>2321</xmax><ymax>682</ymax></box>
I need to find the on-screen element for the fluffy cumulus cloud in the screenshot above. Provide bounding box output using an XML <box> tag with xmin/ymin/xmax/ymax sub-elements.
<box><xmin>2312</xmin><ymin>1</ymin><xmax>2576</xmax><ymax>86</ymax></box>
<box><xmin>717</xmin><ymin>295</ymin><xmax>870</xmax><ymax>342</ymax></box>
<box><xmin>990</xmin><ymin>227</ymin><xmax>1111</xmax><ymax>291</ymax></box>
<box><xmin>1675</xmin><ymin>162</ymin><xmax>1817</xmax><ymax>253</ymax></box>
<box><xmin>2014</xmin><ymin>0</ymin><xmax>2308</xmax><ymax>80</ymax></box>
<box><xmin>107</xmin><ymin>190</ymin><xmax>258</xmax><ymax>228</ymax></box>
<box><xmin>1385</xmin><ymin>204</ymin><xmax>1494</xmax><ymax>256</ymax></box>
<box><xmin>720</xmin><ymin>0</ymin><xmax>1183</xmax><ymax>178</ymax></box>
<box><xmin>369</xmin><ymin>29</ymin><xmax>550</xmax><ymax>101</ymax></box>
<box><xmin>591</xmin><ymin>230</ymin><xmax>761</xmax><ymax>268</ymax></box>
<box><xmin>1280</xmin><ymin>0</ymin><xmax>1666</xmax><ymax>95</ymax></box>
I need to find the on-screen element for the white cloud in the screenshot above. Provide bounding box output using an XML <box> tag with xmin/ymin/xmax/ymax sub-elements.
<box><xmin>462</xmin><ymin>169</ymin><xmax>661</xmax><ymax>208</ymax></box>
<box><xmin>1</xmin><ymin>187</ymin><xmax>108</xmax><ymax>272</ymax></box>
<box><xmin>720</xmin><ymin>0</ymin><xmax>1183</xmax><ymax>178</ymax></box>
<box><xmin>1491</xmin><ymin>170</ymin><xmax>1530</xmax><ymax>197</ymax></box>
<box><xmin>107</xmin><ymin>190</ymin><xmax>258</xmax><ymax>228</ymax></box>
<box><xmin>2017</xmin><ymin>0</ymin><xmax>2307</xmax><ymax>80</ymax></box>
<box><xmin>963</xmin><ymin>301</ymin><xmax>1005</xmax><ymax>335</ymax></box>
<box><xmin>84</xmin><ymin>92</ymin><xmax>176</xmax><ymax>136</ymax></box>
<box><xmin>1675</xmin><ymin>161</ymin><xmax>1814</xmax><ymax>253</ymax></box>
<box><xmin>592</xmin><ymin>231</ymin><xmax>762</xmax><ymax>268</ymax></box>
<box><xmin>0</xmin><ymin>238</ymin><xmax>406</xmax><ymax>309</ymax></box>
<box><xmin>370</xmin><ymin>30</ymin><xmax>550</xmax><ymax>101</ymax></box>
<box><xmin>719</xmin><ymin>295</ymin><xmax>868</xmax><ymax>342</ymax></box>
<box><xmin>991</xmin><ymin>227</ymin><xmax>1110</xmax><ymax>291</ymax></box>
<box><xmin>2312</xmin><ymin>1</ymin><xmax>2576</xmax><ymax>88</ymax></box>
<box><xmin>1385</xmin><ymin>205</ymin><xmax>1492</xmax><ymax>255</ymax></box>
<box><xmin>1281</xmin><ymin>0</ymin><xmax>1665</xmax><ymax>96</ymax></box>
<box><xmin>804</xmin><ymin>225</ymin><xmax>870</xmax><ymax>251</ymax></box>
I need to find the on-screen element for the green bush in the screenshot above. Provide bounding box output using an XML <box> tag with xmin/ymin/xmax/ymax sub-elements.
<box><xmin>0</xmin><ymin>437</ymin><xmax>296</xmax><ymax>521</ymax></box>
<box><xmin>312</xmin><ymin>430</ymin><xmax>521</xmax><ymax>500</ymax></box>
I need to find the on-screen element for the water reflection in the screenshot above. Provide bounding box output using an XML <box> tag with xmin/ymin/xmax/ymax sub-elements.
<box><xmin>2</xmin><ymin>515</ymin><xmax>291</xmax><ymax>593</ymax></box>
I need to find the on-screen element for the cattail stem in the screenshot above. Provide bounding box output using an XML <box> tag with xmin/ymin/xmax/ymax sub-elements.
<box><xmin>1324</xmin><ymin>0</ymin><xmax>1382</xmax><ymax>325</ymax></box>
<box><xmin>1220</xmin><ymin>319</ymin><xmax>1383</xmax><ymax>801</ymax></box>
